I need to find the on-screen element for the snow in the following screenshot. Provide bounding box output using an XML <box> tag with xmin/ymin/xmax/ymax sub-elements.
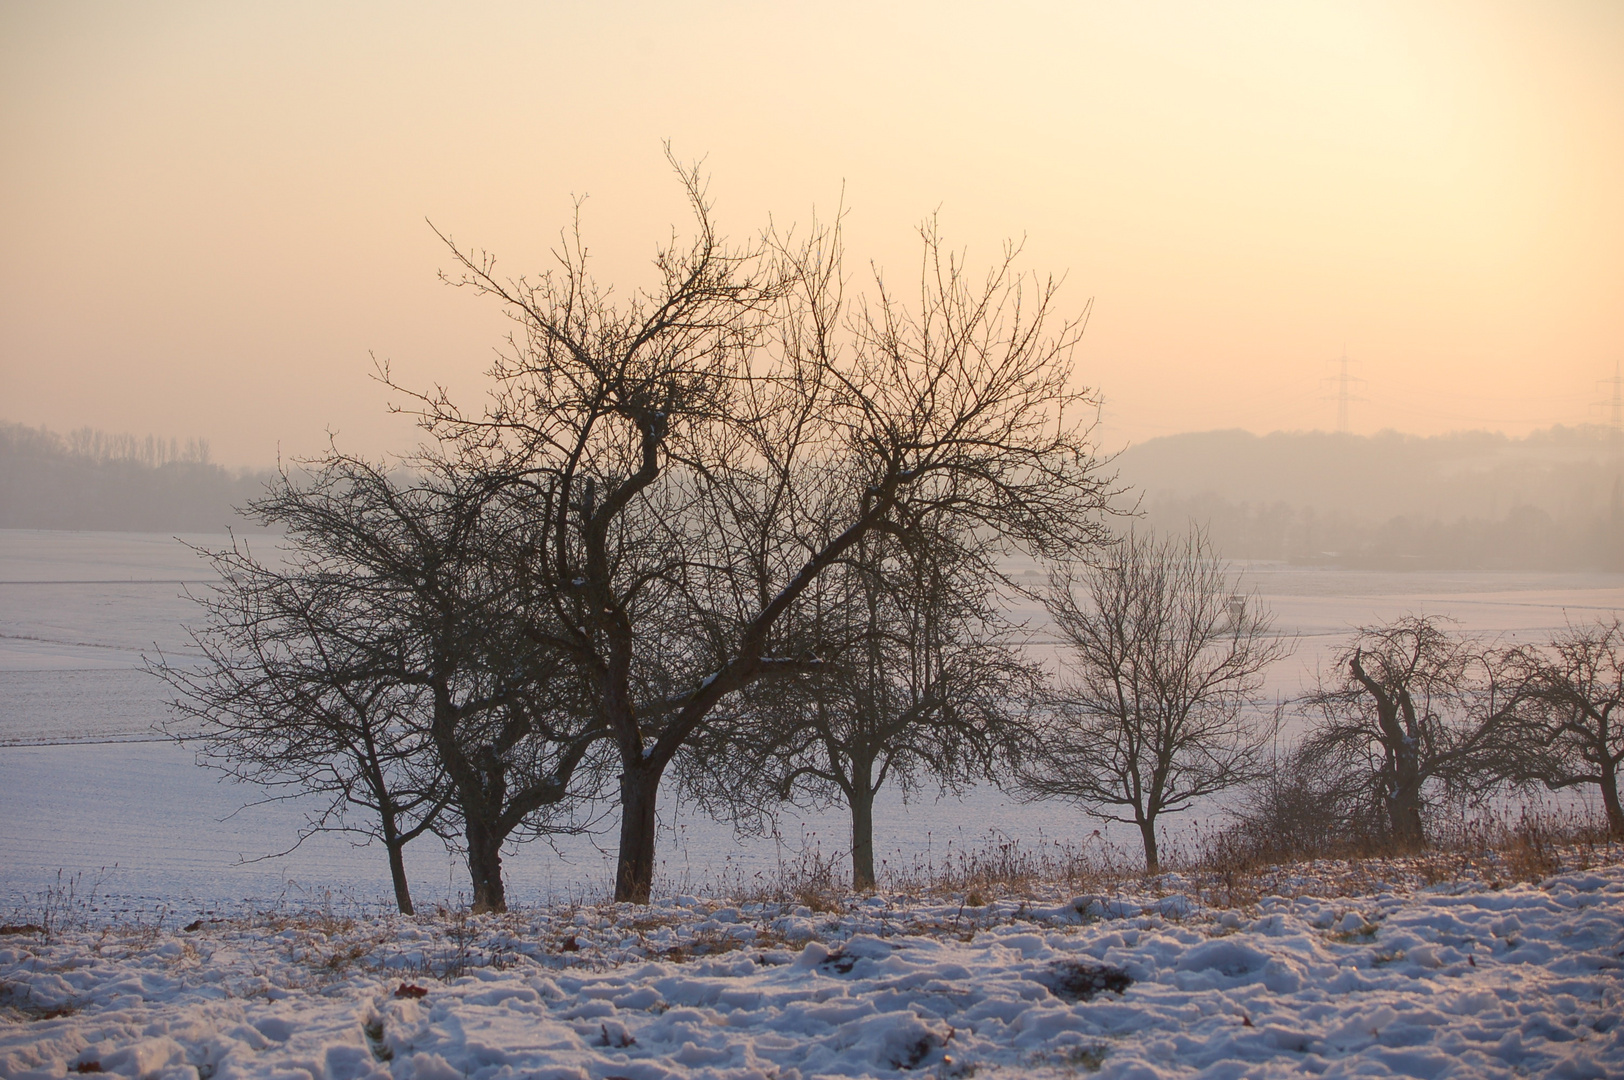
<box><xmin>5</xmin><ymin>533</ymin><xmax>1624</xmax><ymax>1075</ymax></box>
<box><xmin>4</xmin><ymin>862</ymin><xmax>1623</xmax><ymax>1079</ymax></box>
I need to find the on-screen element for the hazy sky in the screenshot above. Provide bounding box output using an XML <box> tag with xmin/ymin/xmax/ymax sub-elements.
<box><xmin>3</xmin><ymin>0</ymin><xmax>1620</xmax><ymax>466</ymax></box>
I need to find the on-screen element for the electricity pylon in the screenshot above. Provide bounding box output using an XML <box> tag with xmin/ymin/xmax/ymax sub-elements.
<box><xmin>1323</xmin><ymin>350</ymin><xmax>1365</xmax><ymax>434</ymax></box>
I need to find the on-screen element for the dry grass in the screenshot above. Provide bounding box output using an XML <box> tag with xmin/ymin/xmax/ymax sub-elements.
<box><xmin>651</xmin><ymin>928</ymin><xmax>749</xmax><ymax>963</ymax></box>
<box><xmin>1160</xmin><ymin>803</ymin><xmax>1621</xmax><ymax>908</ymax></box>
<box><xmin>876</xmin><ymin>832</ymin><xmax>1133</xmax><ymax>903</ymax></box>
<box><xmin>8</xmin><ymin>804</ymin><xmax>1615</xmax><ymax>1006</ymax></box>
<box><xmin>717</xmin><ymin>841</ymin><xmax>851</xmax><ymax>913</ymax></box>
<box><xmin>696</xmin><ymin>804</ymin><xmax>1621</xmax><ymax>917</ymax></box>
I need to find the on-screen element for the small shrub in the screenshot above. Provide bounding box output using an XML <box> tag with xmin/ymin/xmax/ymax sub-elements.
<box><xmin>1205</xmin><ymin>746</ymin><xmax>1384</xmax><ymax>869</ymax></box>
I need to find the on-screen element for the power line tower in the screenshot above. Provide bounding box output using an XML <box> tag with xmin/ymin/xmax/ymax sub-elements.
<box><xmin>1322</xmin><ymin>350</ymin><xmax>1365</xmax><ymax>434</ymax></box>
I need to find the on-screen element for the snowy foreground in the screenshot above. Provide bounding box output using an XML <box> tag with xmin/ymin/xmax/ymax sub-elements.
<box><xmin>4</xmin><ymin>860</ymin><xmax>1623</xmax><ymax>1080</ymax></box>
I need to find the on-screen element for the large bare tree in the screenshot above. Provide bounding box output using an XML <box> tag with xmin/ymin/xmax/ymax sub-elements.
<box><xmin>1300</xmin><ymin>615</ymin><xmax>1517</xmax><ymax>849</ymax></box>
<box><xmin>1493</xmin><ymin>619</ymin><xmax>1624</xmax><ymax>837</ymax></box>
<box><xmin>158</xmin><ymin>450</ymin><xmax>610</xmax><ymax>913</ymax></box>
<box><xmin>1018</xmin><ymin>530</ymin><xmax>1289</xmax><ymax>872</ymax></box>
<box><xmin>392</xmin><ymin>159</ymin><xmax>1113</xmax><ymax>902</ymax></box>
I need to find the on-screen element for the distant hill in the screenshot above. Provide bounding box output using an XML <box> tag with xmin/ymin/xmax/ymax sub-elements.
<box><xmin>1115</xmin><ymin>426</ymin><xmax>1624</xmax><ymax>571</ymax></box>
<box><xmin>7</xmin><ymin>419</ymin><xmax>1619</xmax><ymax>567</ymax></box>
<box><xmin>0</xmin><ymin>422</ymin><xmax>275</xmax><ymax>531</ymax></box>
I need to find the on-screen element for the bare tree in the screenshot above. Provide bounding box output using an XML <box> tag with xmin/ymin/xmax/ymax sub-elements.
<box><xmin>690</xmin><ymin>511</ymin><xmax>1038</xmax><ymax>891</ymax></box>
<box><xmin>390</xmin><ymin>157</ymin><xmax>1114</xmax><ymax>902</ymax></box>
<box><xmin>1300</xmin><ymin>615</ymin><xmax>1517</xmax><ymax>849</ymax></box>
<box><xmin>1494</xmin><ymin>619</ymin><xmax>1624</xmax><ymax>837</ymax></box>
<box><xmin>159</xmin><ymin>450</ymin><xmax>610</xmax><ymax>913</ymax></box>
<box><xmin>151</xmin><ymin>539</ymin><xmax>447</xmax><ymax>914</ymax></box>
<box><xmin>1018</xmin><ymin>530</ymin><xmax>1289</xmax><ymax>872</ymax></box>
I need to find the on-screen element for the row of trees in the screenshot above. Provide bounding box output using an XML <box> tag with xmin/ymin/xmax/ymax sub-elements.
<box><xmin>1282</xmin><ymin>614</ymin><xmax>1624</xmax><ymax>852</ymax></box>
<box><xmin>994</xmin><ymin>538</ymin><xmax>1622</xmax><ymax>874</ymax></box>
<box><xmin>1</xmin><ymin>421</ymin><xmax>269</xmax><ymax>531</ymax></box>
<box><xmin>157</xmin><ymin>473</ymin><xmax>1624</xmax><ymax>907</ymax></box>
<box><xmin>154</xmin><ymin>162</ymin><xmax>1115</xmax><ymax>911</ymax></box>
<box><xmin>152</xmin><ymin>166</ymin><xmax>1623</xmax><ymax>909</ymax></box>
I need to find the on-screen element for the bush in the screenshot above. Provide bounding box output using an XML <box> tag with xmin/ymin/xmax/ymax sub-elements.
<box><xmin>1207</xmin><ymin>746</ymin><xmax>1386</xmax><ymax>867</ymax></box>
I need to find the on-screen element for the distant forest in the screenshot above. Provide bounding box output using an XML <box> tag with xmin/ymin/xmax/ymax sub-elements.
<box><xmin>1119</xmin><ymin>426</ymin><xmax>1624</xmax><ymax>571</ymax></box>
<box><xmin>4</xmin><ymin>420</ymin><xmax>1622</xmax><ymax>569</ymax></box>
<box><xmin>0</xmin><ymin>422</ymin><xmax>275</xmax><ymax>531</ymax></box>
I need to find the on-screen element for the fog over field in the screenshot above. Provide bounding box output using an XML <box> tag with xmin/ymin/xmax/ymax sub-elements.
<box><xmin>8</xmin><ymin>419</ymin><xmax>1621</xmax><ymax>561</ymax></box>
<box><xmin>1122</xmin><ymin>426</ymin><xmax>1623</xmax><ymax>570</ymax></box>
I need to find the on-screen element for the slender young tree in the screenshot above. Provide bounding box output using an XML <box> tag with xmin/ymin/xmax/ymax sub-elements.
<box><xmin>391</xmin><ymin>157</ymin><xmax>1114</xmax><ymax>902</ymax></box>
<box><xmin>1018</xmin><ymin>530</ymin><xmax>1289</xmax><ymax>873</ymax></box>
<box><xmin>690</xmin><ymin>512</ymin><xmax>1037</xmax><ymax>891</ymax></box>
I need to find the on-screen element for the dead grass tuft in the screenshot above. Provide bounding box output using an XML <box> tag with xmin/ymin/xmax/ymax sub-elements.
<box><xmin>717</xmin><ymin>840</ymin><xmax>849</xmax><ymax>913</ymax></box>
<box><xmin>877</xmin><ymin>832</ymin><xmax>1130</xmax><ymax>903</ymax></box>
<box><xmin>322</xmin><ymin>943</ymin><xmax>371</xmax><ymax>971</ymax></box>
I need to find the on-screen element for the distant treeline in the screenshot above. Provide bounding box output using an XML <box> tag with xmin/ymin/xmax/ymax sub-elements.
<box><xmin>0</xmin><ymin>422</ymin><xmax>275</xmax><ymax>531</ymax></box>
<box><xmin>7</xmin><ymin>419</ymin><xmax>1622</xmax><ymax>565</ymax></box>
<box><xmin>1119</xmin><ymin>426</ymin><xmax>1624</xmax><ymax>571</ymax></box>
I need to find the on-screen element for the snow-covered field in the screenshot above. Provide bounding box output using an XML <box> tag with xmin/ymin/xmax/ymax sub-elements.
<box><xmin>4</xmin><ymin>855</ymin><xmax>1622</xmax><ymax>1079</ymax></box>
<box><xmin>3</xmin><ymin>529</ymin><xmax>1623</xmax><ymax>913</ymax></box>
<box><xmin>4</xmin><ymin>530</ymin><xmax>1624</xmax><ymax>1077</ymax></box>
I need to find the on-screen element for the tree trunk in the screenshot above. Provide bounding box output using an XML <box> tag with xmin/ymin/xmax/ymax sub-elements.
<box><xmin>1387</xmin><ymin>789</ymin><xmax>1426</xmax><ymax>850</ymax></box>
<box><xmin>1600</xmin><ymin>760</ymin><xmax>1624</xmax><ymax>839</ymax></box>
<box><xmin>615</xmin><ymin>765</ymin><xmax>660</xmax><ymax>904</ymax></box>
<box><xmin>377</xmin><ymin>806</ymin><xmax>415</xmax><ymax>915</ymax></box>
<box><xmin>1388</xmin><ymin>756</ymin><xmax>1426</xmax><ymax>850</ymax></box>
<box><xmin>850</xmin><ymin>783</ymin><xmax>877</xmax><ymax>892</ymax></box>
<box><xmin>1351</xmin><ymin>655</ymin><xmax>1428</xmax><ymax>851</ymax></box>
<box><xmin>465</xmin><ymin>817</ymin><xmax>507</xmax><ymax>913</ymax></box>
<box><xmin>1139</xmin><ymin>817</ymin><xmax>1160</xmax><ymax>874</ymax></box>
<box><xmin>386</xmin><ymin>840</ymin><xmax>414</xmax><ymax>915</ymax></box>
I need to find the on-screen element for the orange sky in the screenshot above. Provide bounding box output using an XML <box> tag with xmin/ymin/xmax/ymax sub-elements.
<box><xmin>2</xmin><ymin>0</ymin><xmax>1620</xmax><ymax>466</ymax></box>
